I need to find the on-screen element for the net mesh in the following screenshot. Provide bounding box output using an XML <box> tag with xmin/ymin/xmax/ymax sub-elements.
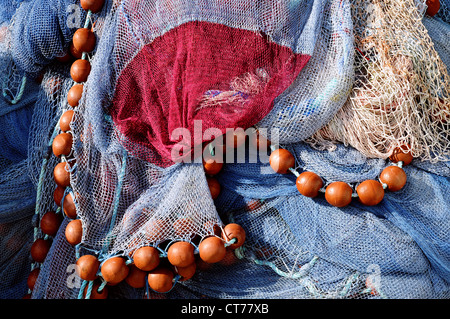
<box><xmin>0</xmin><ymin>0</ymin><xmax>449</xmax><ymax>300</ymax></box>
<box><xmin>307</xmin><ymin>0</ymin><xmax>450</xmax><ymax>162</ymax></box>
<box><xmin>0</xmin><ymin>0</ymin><xmax>41</xmax><ymax>300</ymax></box>
<box><xmin>436</xmin><ymin>0</ymin><xmax>450</xmax><ymax>22</ymax></box>
<box><xmin>423</xmin><ymin>3</ymin><xmax>450</xmax><ymax>74</ymax></box>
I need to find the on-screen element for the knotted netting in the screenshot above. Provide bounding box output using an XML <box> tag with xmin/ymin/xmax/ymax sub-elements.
<box><xmin>0</xmin><ymin>0</ymin><xmax>449</xmax><ymax>300</ymax></box>
<box><xmin>307</xmin><ymin>0</ymin><xmax>450</xmax><ymax>162</ymax></box>
<box><xmin>422</xmin><ymin>0</ymin><xmax>450</xmax><ymax>74</ymax></box>
<box><xmin>0</xmin><ymin>0</ymin><xmax>43</xmax><ymax>299</ymax></box>
<box><xmin>436</xmin><ymin>0</ymin><xmax>450</xmax><ymax>22</ymax></box>
<box><xmin>27</xmin><ymin>0</ymin><xmax>356</xmax><ymax>299</ymax></box>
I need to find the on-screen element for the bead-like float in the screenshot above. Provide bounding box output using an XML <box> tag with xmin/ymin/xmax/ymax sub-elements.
<box><xmin>27</xmin><ymin>0</ymin><xmax>247</xmax><ymax>299</ymax></box>
<box><xmin>267</xmin><ymin>132</ymin><xmax>412</xmax><ymax>207</ymax></box>
<box><xmin>24</xmin><ymin>0</ymin><xmax>101</xmax><ymax>299</ymax></box>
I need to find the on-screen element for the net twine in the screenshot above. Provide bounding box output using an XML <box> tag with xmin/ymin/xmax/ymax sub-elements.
<box><xmin>307</xmin><ymin>0</ymin><xmax>450</xmax><ymax>163</ymax></box>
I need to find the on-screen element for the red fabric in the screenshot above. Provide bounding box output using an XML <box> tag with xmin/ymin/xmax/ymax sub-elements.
<box><xmin>111</xmin><ymin>21</ymin><xmax>310</xmax><ymax>167</ymax></box>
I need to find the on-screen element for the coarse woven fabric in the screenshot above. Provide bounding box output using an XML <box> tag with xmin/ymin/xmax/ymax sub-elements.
<box><xmin>307</xmin><ymin>0</ymin><xmax>450</xmax><ymax>163</ymax></box>
<box><xmin>423</xmin><ymin>13</ymin><xmax>450</xmax><ymax>74</ymax></box>
<box><xmin>2</xmin><ymin>0</ymin><xmax>449</xmax><ymax>300</ymax></box>
<box><xmin>28</xmin><ymin>0</ymin><xmax>353</xmax><ymax>299</ymax></box>
<box><xmin>436</xmin><ymin>0</ymin><xmax>450</xmax><ymax>22</ymax></box>
<box><xmin>107</xmin><ymin>0</ymin><xmax>353</xmax><ymax>167</ymax></box>
<box><xmin>9</xmin><ymin>0</ymin><xmax>87</xmax><ymax>78</ymax></box>
<box><xmin>0</xmin><ymin>0</ymin><xmax>40</xmax><ymax>299</ymax></box>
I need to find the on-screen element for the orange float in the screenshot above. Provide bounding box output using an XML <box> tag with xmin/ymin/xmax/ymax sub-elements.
<box><xmin>296</xmin><ymin>171</ymin><xmax>323</xmax><ymax>198</ymax></box>
<box><xmin>325</xmin><ymin>181</ymin><xmax>353</xmax><ymax>207</ymax></box>
<box><xmin>269</xmin><ymin>148</ymin><xmax>295</xmax><ymax>174</ymax></box>
<box><xmin>356</xmin><ymin>180</ymin><xmax>385</xmax><ymax>206</ymax></box>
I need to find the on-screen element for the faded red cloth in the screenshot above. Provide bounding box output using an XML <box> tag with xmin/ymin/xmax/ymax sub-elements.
<box><xmin>111</xmin><ymin>21</ymin><xmax>309</xmax><ymax>167</ymax></box>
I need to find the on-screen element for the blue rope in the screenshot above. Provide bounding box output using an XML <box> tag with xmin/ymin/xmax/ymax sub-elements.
<box><xmin>10</xmin><ymin>76</ymin><xmax>27</xmax><ymax>104</ymax></box>
<box><xmin>1</xmin><ymin>63</ymin><xmax>27</xmax><ymax>104</ymax></box>
<box><xmin>252</xmin><ymin>254</ymin><xmax>319</xmax><ymax>280</ymax></box>
<box><xmin>33</xmin><ymin>123</ymin><xmax>60</xmax><ymax>240</ymax></box>
<box><xmin>97</xmin><ymin>280</ymin><xmax>107</xmax><ymax>292</ymax></box>
<box><xmin>77</xmin><ymin>280</ymin><xmax>88</xmax><ymax>299</ymax></box>
<box><xmin>223</xmin><ymin>237</ymin><xmax>237</xmax><ymax>248</ymax></box>
<box><xmin>82</xmin><ymin>279</ymin><xmax>107</xmax><ymax>299</ymax></box>
<box><xmin>83</xmin><ymin>10</ymin><xmax>92</xmax><ymax>29</ymax></box>
<box><xmin>339</xmin><ymin>272</ymin><xmax>359</xmax><ymax>297</ymax></box>
<box><xmin>84</xmin><ymin>280</ymin><xmax>94</xmax><ymax>299</ymax></box>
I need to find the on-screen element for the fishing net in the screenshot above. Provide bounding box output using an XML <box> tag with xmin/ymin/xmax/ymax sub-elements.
<box><xmin>423</xmin><ymin>0</ymin><xmax>450</xmax><ymax>74</ymax></box>
<box><xmin>0</xmin><ymin>0</ymin><xmax>40</xmax><ymax>299</ymax></box>
<box><xmin>307</xmin><ymin>0</ymin><xmax>450</xmax><ymax>162</ymax></box>
<box><xmin>0</xmin><ymin>0</ymin><xmax>449</xmax><ymax>300</ymax></box>
<box><xmin>436</xmin><ymin>0</ymin><xmax>450</xmax><ymax>22</ymax></box>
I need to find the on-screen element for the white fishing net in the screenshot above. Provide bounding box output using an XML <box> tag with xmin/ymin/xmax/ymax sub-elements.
<box><xmin>307</xmin><ymin>0</ymin><xmax>450</xmax><ymax>163</ymax></box>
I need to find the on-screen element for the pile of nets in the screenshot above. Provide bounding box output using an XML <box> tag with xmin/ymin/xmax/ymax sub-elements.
<box><xmin>308</xmin><ymin>0</ymin><xmax>450</xmax><ymax>161</ymax></box>
<box><xmin>0</xmin><ymin>0</ymin><xmax>449</xmax><ymax>299</ymax></box>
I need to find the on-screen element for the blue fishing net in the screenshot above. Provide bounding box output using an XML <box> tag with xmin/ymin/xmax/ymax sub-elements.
<box><xmin>0</xmin><ymin>0</ymin><xmax>449</xmax><ymax>300</ymax></box>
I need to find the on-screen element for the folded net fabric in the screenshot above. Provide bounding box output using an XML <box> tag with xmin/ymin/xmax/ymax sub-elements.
<box><xmin>436</xmin><ymin>0</ymin><xmax>450</xmax><ymax>22</ymax></box>
<box><xmin>308</xmin><ymin>0</ymin><xmax>450</xmax><ymax>162</ymax></box>
<box><xmin>0</xmin><ymin>0</ymin><xmax>43</xmax><ymax>299</ymax></box>
<box><xmin>0</xmin><ymin>0</ymin><xmax>449</xmax><ymax>300</ymax></box>
<box><xmin>0</xmin><ymin>0</ymin><xmax>89</xmax><ymax>298</ymax></box>
<box><xmin>26</xmin><ymin>0</ymin><xmax>354</xmax><ymax>299</ymax></box>
<box><xmin>108</xmin><ymin>0</ymin><xmax>353</xmax><ymax>166</ymax></box>
<box><xmin>422</xmin><ymin>0</ymin><xmax>450</xmax><ymax>74</ymax></box>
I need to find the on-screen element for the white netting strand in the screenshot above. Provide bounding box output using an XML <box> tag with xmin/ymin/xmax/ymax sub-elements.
<box><xmin>307</xmin><ymin>0</ymin><xmax>450</xmax><ymax>163</ymax></box>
